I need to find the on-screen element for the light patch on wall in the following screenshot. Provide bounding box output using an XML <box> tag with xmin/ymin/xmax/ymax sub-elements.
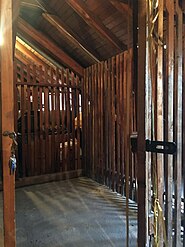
<box><xmin>0</xmin><ymin>29</ymin><xmax>3</xmax><ymax>46</ymax></box>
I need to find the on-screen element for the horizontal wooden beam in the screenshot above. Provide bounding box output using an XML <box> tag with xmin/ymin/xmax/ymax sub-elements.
<box><xmin>0</xmin><ymin>170</ymin><xmax>84</xmax><ymax>190</ymax></box>
<box><xmin>17</xmin><ymin>17</ymin><xmax>84</xmax><ymax>76</ymax></box>
<box><xmin>109</xmin><ymin>0</ymin><xmax>132</xmax><ymax>16</ymax></box>
<box><xmin>65</xmin><ymin>0</ymin><xmax>127</xmax><ymax>51</ymax></box>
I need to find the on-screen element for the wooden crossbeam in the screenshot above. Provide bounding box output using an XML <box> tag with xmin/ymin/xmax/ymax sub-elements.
<box><xmin>65</xmin><ymin>0</ymin><xmax>127</xmax><ymax>51</ymax></box>
<box><xmin>17</xmin><ymin>17</ymin><xmax>84</xmax><ymax>76</ymax></box>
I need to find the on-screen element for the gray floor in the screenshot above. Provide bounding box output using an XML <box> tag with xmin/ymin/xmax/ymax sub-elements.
<box><xmin>0</xmin><ymin>177</ymin><xmax>137</xmax><ymax>247</ymax></box>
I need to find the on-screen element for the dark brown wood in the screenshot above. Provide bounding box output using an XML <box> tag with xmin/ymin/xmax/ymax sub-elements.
<box><xmin>65</xmin><ymin>0</ymin><xmax>126</xmax><ymax>51</ymax></box>
<box><xmin>174</xmin><ymin>2</ymin><xmax>183</xmax><ymax>246</ymax></box>
<box><xmin>43</xmin><ymin>13</ymin><xmax>100</xmax><ymax>63</ymax></box>
<box><xmin>165</xmin><ymin>0</ymin><xmax>174</xmax><ymax>245</ymax></box>
<box><xmin>76</xmin><ymin>77</ymin><xmax>81</xmax><ymax>170</ymax></box>
<box><xmin>109</xmin><ymin>0</ymin><xmax>132</xmax><ymax>16</ymax></box>
<box><xmin>44</xmin><ymin>67</ymin><xmax>50</xmax><ymax>173</ymax></box>
<box><xmin>16</xmin><ymin>40</ymin><xmax>47</xmax><ymax>67</ymax></box>
<box><xmin>12</xmin><ymin>0</ymin><xmax>21</xmax><ymax>55</ymax></box>
<box><xmin>137</xmin><ymin>0</ymin><xmax>147</xmax><ymax>246</ymax></box>
<box><xmin>26</xmin><ymin>65</ymin><xmax>32</xmax><ymax>176</ymax></box>
<box><xmin>1</xmin><ymin>0</ymin><xmax>16</xmax><ymax>246</ymax></box>
<box><xmin>17</xmin><ymin>18</ymin><xmax>84</xmax><ymax>77</ymax></box>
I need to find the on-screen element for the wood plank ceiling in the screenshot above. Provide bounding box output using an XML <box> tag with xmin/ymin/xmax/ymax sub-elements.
<box><xmin>16</xmin><ymin>0</ymin><xmax>132</xmax><ymax>74</ymax></box>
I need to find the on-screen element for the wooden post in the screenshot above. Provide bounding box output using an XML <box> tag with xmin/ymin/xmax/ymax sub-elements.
<box><xmin>137</xmin><ymin>0</ymin><xmax>147</xmax><ymax>246</ymax></box>
<box><xmin>1</xmin><ymin>0</ymin><xmax>16</xmax><ymax>246</ymax></box>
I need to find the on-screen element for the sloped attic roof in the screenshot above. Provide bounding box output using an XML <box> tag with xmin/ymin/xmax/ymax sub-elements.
<box><xmin>15</xmin><ymin>0</ymin><xmax>132</xmax><ymax>75</ymax></box>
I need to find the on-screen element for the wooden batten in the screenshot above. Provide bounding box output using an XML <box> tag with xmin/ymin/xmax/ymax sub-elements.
<box><xmin>137</xmin><ymin>1</ymin><xmax>147</xmax><ymax>246</ymax></box>
<box><xmin>1</xmin><ymin>0</ymin><xmax>16</xmax><ymax>246</ymax></box>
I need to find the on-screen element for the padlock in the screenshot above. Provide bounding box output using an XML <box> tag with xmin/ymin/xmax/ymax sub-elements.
<box><xmin>9</xmin><ymin>154</ymin><xmax>16</xmax><ymax>174</ymax></box>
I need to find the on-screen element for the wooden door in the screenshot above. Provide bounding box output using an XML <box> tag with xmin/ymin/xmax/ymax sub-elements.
<box><xmin>137</xmin><ymin>1</ymin><xmax>184</xmax><ymax>246</ymax></box>
<box><xmin>1</xmin><ymin>0</ymin><xmax>16</xmax><ymax>246</ymax></box>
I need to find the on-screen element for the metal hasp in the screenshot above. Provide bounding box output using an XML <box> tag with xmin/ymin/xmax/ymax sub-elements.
<box><xmin>145</xmin><ymin>139</ymin><xmax>177</xmax><ymax>155</ymax></box>
<box><xmin>130</xmin><ymin>133</ymin><xmax>177</xmax><ymax>155</ymax></box>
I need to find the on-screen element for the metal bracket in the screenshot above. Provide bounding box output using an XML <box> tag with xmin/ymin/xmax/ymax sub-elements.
<box><xmin>130</xmin><ymin>133</ymin><xmax>177</xmax><ymax>155</ymax></box>
<box><xmin>145</xmin><ymin>139</ymin><xmax>177</xmax><ymax>155</ymax></box>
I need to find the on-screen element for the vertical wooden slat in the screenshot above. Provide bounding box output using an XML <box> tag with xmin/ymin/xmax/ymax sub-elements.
<box><xmin>116</xmin><ymin>54</ymin><xmax>121</xmax><ymax>191</ymax></box>
<box><xmin>1</xmin><ymin>0</ymin><xmax>16</xmax><ymax>245</ymax></box>
<box><xmin>174</xmin><ymin>2</ymin><xmax>183</xmax><ymax>246</ymax></box>
<box><xmin>50</xmin><ymin>68</ymin><xmax>56</xmax><ymax>172</ymax></box>
<box><xmin>71</xmin><ymin>72</ymin><xmax>75</xmax><ymax>170</ymax></box>
<box><xmin>26</xmin><ymin>65</ymin><xmax>32</xmax><ymax>176</ymax></box>
<box><xmin>100</xmin><ymin>62</ymin><xmax>104</xmax><ymax>182</ymax></box>
<box><xmin>44</xmin><ymin>66</ymin><xmax>49</xmax><ymax>173</ymax></box>
<box><xmin>120</xmin><ymin>53</ymin><xmax>124</xmax><ymax>195</ymax></box>
<box><xmin>91</xmin><ymin>66</ymin><xmax>95</xmax><ymax>178</ymax></box>
<box><xmin>55</xmin><ymin>68</ymin><xmax>60</xmax><ymax>172</ymax></box>
<box><xmin>156</xmin><ymin>1</ymin><xmax>164</xmax><ymax>245</ymax></box>
<box><xmin>107</xmin><ymin>58</ymin><xmax>112</xmax><ymax>189</ymax></box>
<box><xmin>66</xmin><ymin>69</ymin><xmax>71</xmax><ymax>170</ymax></box>
<box><xmin>165</xmin><ymin>0</ymin><xmax>174</xmax><ymax>245</ymax></box>
<box><xmin>33</xmin><ymin>65</ymin><xmax>38</xmax><ymax>175</ymax></box>
<box><xmin>20</xmin><ymin>65</ymin><xmax>26</xmax><ymax>177</ymax></box>
<box><xmin>104</xmin><ymin>61</ymin><xmax>108</xmax><ymax>185</ymax></box>
<box><xmin>94</xmin><ymin>64</ymin><xmax>97</xmax><ymax>178</ymax></box>
<box><xmin>111</xmin><ymin>57</ymin><xmax>115</xmax><ymax>191</ymax></box>
<box><xmin>76</xmin><ymin>77</ymin><xmax>81</xmax><ymax>170</ymax></box>
<box><xmin>137</xmin><ymin>0</ymin><xmax>147</xmax><ymax>246</ymax></box>
<box><xmin>39</xmin><ymin>65</ymin><xmax>44</xmax><ymax>174</ymax></box>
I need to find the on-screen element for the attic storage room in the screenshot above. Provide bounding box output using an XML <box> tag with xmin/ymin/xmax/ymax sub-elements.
<box><xmin>0</xmin><ymin>0</ymin><xmax>185</xmax><ymax>246</ymax></box>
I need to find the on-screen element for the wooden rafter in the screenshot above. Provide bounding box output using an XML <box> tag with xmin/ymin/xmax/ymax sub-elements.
<box><xmin>21</xmin><ymin>0</ymin><xmax>100</xmax><ymax>62</ymax></box>
<box><xmin>17</xmin><ymin>17</ymin><xmax>84</xmax><ymax>76</ymax></box>
<box><xmin>109</xmin><ymin>0</ymin><xmax>132</xmax><ymax>16</ymax></box>
<box><xmin>15</xmin><ymin>40</ymin><xmax>49</xmax><ymax>67</ymax></box>
<box><xmin>43</xmin><ymin>13</ymin><xmax>100</xmax><ymax>63</ymax></box>
<box><xmin>65</xmin><ymin>0</ymin><xmax>127</xmax><ymax>51</ymax></box>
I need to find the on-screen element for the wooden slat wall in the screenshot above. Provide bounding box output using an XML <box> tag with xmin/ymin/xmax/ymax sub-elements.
<box><xmin>83</xmin><ymin>50</ymin><xmax>135</xmax><ymax>198</ymax></box>
<box><xmin>145</xmin><ymin>1</ymin><xmax>184</xmax><ymax>245</ymax></box>
<box><xmin>14</xmin><ymin>60</ymin><xmax>82</xmax><ymax>178</ymax></box>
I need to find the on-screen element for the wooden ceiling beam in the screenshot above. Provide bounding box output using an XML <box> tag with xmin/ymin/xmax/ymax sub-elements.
<box><xmin>15</xmin><ymin>40</ymin><xmax>48</xmax><ymax>67</ymax></box>
<box><xmin>65</xmin><ymin>0</ymin><xmax>127</xmax><ymax>51</ymax></box>
<box><xmin>109</xmin><ymin>0</ymin><xmax>132</xmax><ymax>16</ymax></box>
<box><xmin>23</xmin><ymin>0</ymin><xmax>100</xmax><ymax>62</ymax></box>
<box><xmin>17</xmin><ymin>17</ymin><xmax>84</xmax><ymax>76</ymax></box>
<box><xmin>43</xmin><ymin>13</ymin><xmax>100</xmax><ymax>63</ymax></box>
<box><xmin>15</xmin><ymin>49</ymin><xmax>32</xmax><ymax>65</ymax></box>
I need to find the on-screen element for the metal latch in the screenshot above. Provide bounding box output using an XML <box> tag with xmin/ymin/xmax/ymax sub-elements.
<box><xmin>130</xmin><ymin>132</ymin><xmax>177</xmax><ymax>155</ymax></box>
<box><xmin>145</xmin><ymin>139</ymin><xmax>177</xmax><ymax>155</ymax></box>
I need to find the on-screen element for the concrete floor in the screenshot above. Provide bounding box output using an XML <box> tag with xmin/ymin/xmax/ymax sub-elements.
<box><xmin>0</xmin><ymin>177</ymin><xmax>137</xmax><ymax>247</ymax></box>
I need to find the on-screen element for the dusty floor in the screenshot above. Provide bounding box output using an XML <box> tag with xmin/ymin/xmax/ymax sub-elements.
<box><xmin>0</xmin><ymin>177</ymin><xmax>137</xmax><ymax>247</ymax></box>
